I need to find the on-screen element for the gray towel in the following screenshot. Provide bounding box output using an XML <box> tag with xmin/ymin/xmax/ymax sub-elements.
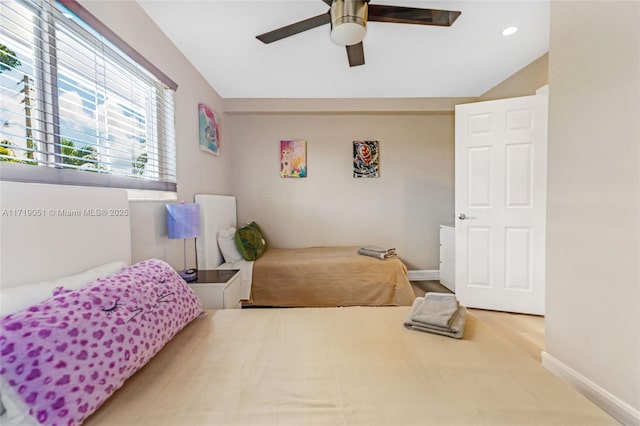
<box><xmin>357</xmin><ymin>248</ymin><xmax>397</xmax><ymax>260</ymax></box>
<box><xmin>360</xmin><ymin>246</ymin><xmax>396</xmax><ymax>254</ymax></box>
<box><xmin>411</xmin><ymin>293</ymin><xmax>459</xmax><ymax>328</ymax></box>
<box><xmin>404</xmin><ymin>297</ymin><xmax>467</xmax><ymax>339</ymax></box>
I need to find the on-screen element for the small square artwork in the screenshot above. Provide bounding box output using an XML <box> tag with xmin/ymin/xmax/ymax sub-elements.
<box><xmin>353</xmin><ymin>140</ymin><xmax>379</xmax><ymax>178</ymax></box>
<box><xmin>280</xmin><ymin>140</ymin><xmax>307</xmax><ymax>178</ymax></box>
<box><xmin>198</xmin><ymin>103</ymin><xmax>220</xmax><ymax>156</ymax></box>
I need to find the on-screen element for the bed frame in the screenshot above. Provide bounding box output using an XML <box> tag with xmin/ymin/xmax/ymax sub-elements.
<box><xmin>194</xmin><ymin>193</ymin><xmax>236</xmax><ymax>270</ymax></box>
<box><xmin>0</xmin><ymin>181</ymin><xmax>131</xmax><ymax>288</ymax></box>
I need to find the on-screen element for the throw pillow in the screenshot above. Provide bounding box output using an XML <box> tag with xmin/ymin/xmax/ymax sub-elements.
<box><xmin>234</xmin><ymin>222</ymin><xmax>267</xmax><ymax>261</ymax></box>
<box><xmin>217</xmin><ymin>227</ymin><xmax>243</xmax><ymax>263</ymax></box>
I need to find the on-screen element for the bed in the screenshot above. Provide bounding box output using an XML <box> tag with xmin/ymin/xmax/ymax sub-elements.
<box><xmin>0</xmin><ymin>183</ymin><xmax>616</xmax><ymax>426</ymax></box>
<box><xmin>83</xmin><ymin>306</ymin><xmax>614</xmax><ymax>426</ymax></box>
<box><xmin>194</xmin><ymin>194</ymin><xmax>415</xmax><ymax>307</ymax></box>
<box><xmin>246</xmin><ymin>246</ymin><xmax>414</xmax><ymax>307</ymax></box>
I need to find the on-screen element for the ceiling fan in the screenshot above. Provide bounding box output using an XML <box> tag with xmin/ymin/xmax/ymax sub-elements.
<box><xmin>256</xmin><ymin>0</ymin><xmax>461</xmax><ymax>67</ymax></box>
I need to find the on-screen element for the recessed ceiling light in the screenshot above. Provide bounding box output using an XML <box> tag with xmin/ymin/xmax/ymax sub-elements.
<box><xmin>502</xmin><ymin>26</ymin><xmax>518</xmax><ymax>36</ymax></box>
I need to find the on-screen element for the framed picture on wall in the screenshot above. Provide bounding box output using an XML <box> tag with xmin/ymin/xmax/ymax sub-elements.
<box><xmin>280</xmin><ymin>140</ymin><xmax>307</xmax><ymax>178</ymax></box>
<box><xmin>198</xmin><ymin>103</ymin><xmax>220</xmax><ymax>156</ymax></box>
<box><xmin>353</xmin><ymin>140</ymin><xmax>379</xmax><ymax>178</ymax></box>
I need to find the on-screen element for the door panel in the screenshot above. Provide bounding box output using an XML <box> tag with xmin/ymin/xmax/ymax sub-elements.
<box><xmin>467</xmin><ymin>112</ymin><xmax>493</xmax><ymax>135</ymax></box>
<box><xmin>467</xmin><ymin>227</ymin><xmax>492</xmax><ymax>288</ymax></box>
<box><xmin>467</xmin><ymin>147</ymin><xmax>493</xmax><ymax>207</ymax></box>
<box><xmin>506</xmin><ymin>108</ymin><xmax>534</xmax><ymax>132</ymax></box>
<box><xmin>455</xmin><ymin>95</ymin><xmax>547</xmax><ymax>315</ymax></box>
<box><xmin>505</xmin><ymin>143</ymin><xmax>533</xmax><ymax>207</ymax></box>
<box><xmin>505</xmin><ymin>227</ymin><xmax>532</xmax><ymax>290</ymax></box>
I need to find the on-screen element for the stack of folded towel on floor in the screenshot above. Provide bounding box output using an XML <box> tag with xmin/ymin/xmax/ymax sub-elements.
<box><xmin>357</xmin><ymin>246</ymin><xmax>397</xmax><ymax>260</ymax></box>
<box><xmin>404</xmin><ymin>292</ymin><xmax>467</xmax><ymax>339</ymax></box>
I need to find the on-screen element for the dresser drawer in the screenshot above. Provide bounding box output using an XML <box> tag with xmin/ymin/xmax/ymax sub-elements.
<box><xmin>439</xmin><ymin>225</ymin><xmax>455</xmax><ymax>249</ymax></box>
<box><xmin>439</xmin><ymin>225</ymin><xmax>455</xmax><ymax>292</ymax></box>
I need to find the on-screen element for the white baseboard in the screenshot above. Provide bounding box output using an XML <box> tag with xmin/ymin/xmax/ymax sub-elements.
<box><xmin>541</xmin><ymin>351</ymin><xmax>640</xmax><ymax>425</ymax></box>
<box><xmin>407</xmin><ymin>270</ymin><xmax>439</xmax><ymax>281</ymax></box>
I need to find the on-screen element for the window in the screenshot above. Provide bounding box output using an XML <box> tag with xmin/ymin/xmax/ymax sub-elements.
<box><xmin>0</xmin><ymin>0</ymin><xmax>177</xmax><ymax>191</ymax></box>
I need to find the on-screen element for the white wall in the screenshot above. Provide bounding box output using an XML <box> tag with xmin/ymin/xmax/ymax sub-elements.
<box><xmin>223</xmin><ymin>56</ymin><xmax>545</xmax><ymax>271</ymax></box>
<box><xmin>546</xmin><ymin>0</ymin><xmax>640</xmax><ymax>419</ymax></box>
<box><xmin>226</xmin><ymin>99</ymin><xmax>471</xmax><ymax>269</ymax></box>
<box><xmin>78</xmin><ymin>1</ymin><xmax>233</xmax><ymax>270</ymax></box>
<box><xmin>479</xmin><ymin>53</ymin><xmax>548</xmax><ymax>101</ymax></box>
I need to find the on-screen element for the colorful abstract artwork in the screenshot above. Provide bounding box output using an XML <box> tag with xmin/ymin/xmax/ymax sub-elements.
<box><xmin>280</xmin><ymin>140</ymin><xmax>307</xmax><ymax>178</ymax></box>
<box><xmin>353</xmin><ymin>140</ymin><xmax>379</xmax><ymax>178</ymax></box>
<box><xmin>198</xmin><ymin>103</ymin><xmax>220</xmax><ymax>156</ymax></box>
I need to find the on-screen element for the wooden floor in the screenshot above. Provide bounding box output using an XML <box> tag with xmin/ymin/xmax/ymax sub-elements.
<box><xmin>411</xmin><ymin>281</ymin><xmax>545</xmax><ymax>361</ymax></box>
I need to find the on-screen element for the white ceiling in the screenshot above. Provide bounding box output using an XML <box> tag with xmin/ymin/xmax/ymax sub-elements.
<box><xmin>137</xmin><ymin>0</ymin><xmax>549</xmax><ymax>99</ymax></box>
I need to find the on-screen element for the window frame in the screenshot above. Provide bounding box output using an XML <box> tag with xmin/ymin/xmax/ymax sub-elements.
<box><xmin>0</xmin><ymin>0</ymin><xmax>178</xmax><ymax>192</ymax></box>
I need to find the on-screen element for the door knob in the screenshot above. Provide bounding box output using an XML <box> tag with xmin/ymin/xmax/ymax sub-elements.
<box><xmin>458</xmin><ymin>213</ymin><xmax>468</xmax><ymax>220</ymax></box>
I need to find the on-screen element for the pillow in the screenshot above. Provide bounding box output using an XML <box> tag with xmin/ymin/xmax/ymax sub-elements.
<box><xmin>53</xmin><ymin>260</ymin><xmax>127</xmax><ymax>290</ymax></box>
<box><xmin>0</xmin><ymin>261</ymin><xmax>128</xmax><ymax>317</ymax></box>
<box><xmin>217</xmin><ymin>227</ymin><xmax>243</xmax><ymax>263</ymax></box>
<box><xmin>0</xmin><ymin>261</ymin><xmax>128</xmax><ymax>422</ymax></box>
<box><xmin>0</xmin><ymin>259</ymin><xmax>203</xmax><ymax>426</ymax></box>
<box><xmin>0</xmin><ymin>280</ymin><xmax>56</xmax><ymax>317</ymax></box>
<box><xmin>234</xmin><ymin>221</ymin><xmax>267</xmax><ymax>261</ymax></box>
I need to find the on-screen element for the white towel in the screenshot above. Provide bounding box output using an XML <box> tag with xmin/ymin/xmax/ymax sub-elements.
<box><xmin>404</xmin><ymin>296</ymin><xmax>467</xmax><ymax>339</ymax></box>
<box><xmin>410</xmin><ymin>292</ymin><xmax>459</xmax><ymax>328</ymax></box>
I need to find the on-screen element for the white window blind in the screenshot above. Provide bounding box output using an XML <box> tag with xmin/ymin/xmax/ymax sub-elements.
<box><xmin>0</xmin><ymin>0</ymin><xmax>177</xmax><ymax>191</ymax></box>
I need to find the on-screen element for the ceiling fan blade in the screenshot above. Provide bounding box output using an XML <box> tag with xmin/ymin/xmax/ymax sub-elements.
<box><xmin>256</xmin><ymin>13</ymin><xmax>331</xmax><ymax>44</ymax></box>
<box><xmin>368</xmin><ymin>5</ymin><xmax>461</xmax><ymax>26</ymax></box>
<box><xmin>346</xmin><ymin>42</ymin><xmax>365</xmax><ymax>67</ymax></box>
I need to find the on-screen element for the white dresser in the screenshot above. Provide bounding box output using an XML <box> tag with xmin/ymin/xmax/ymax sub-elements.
<box><xmin>439</xmin><ymin>225</ymin><xmax>455</xmax><ymax>292</ymax></box>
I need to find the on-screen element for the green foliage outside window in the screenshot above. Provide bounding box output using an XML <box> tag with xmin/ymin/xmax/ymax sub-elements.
<box><xmin>0</xmin><ymin>44</ymin><xmax>20</xmax><ymax>74</ymax></box>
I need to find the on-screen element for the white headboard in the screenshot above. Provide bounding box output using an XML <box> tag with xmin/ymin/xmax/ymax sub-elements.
<box><xmin>0</xmin><ymin>181</ymin><xmax>131</xmax><ymax>288</ymax></box>
<box><xmin>194</xmin><ymin>194</ymin><xmax>237</xmax><ymax>269</ymax></box>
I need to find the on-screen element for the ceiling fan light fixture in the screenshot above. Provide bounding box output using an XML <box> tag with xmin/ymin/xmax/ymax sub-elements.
<box><xmin>256</xmin><ymin>0</ymin><xmax>462</xmax><ymax>68</ymax></box>
<box><xmin>330</xmin><ymin>0</ymin><xmax>368</xmax><ymax>46</ymax></box>
<box><xmin>331</xmin><ymin>20</ymin><xmax>366</xmax><ymax>46</ymax></box>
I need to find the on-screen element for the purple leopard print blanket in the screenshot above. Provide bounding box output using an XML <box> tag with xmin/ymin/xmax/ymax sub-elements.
<box><xmin>0</xmin><ymin>259</ymin><xmax>203</xmax><ymax>426</ymax></box>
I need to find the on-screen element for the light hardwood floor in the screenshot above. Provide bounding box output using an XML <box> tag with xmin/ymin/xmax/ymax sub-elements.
<box><xmin>411</xmin><ymin>281</ymin><xmax>545</xmax><ymax>361</ymax></box>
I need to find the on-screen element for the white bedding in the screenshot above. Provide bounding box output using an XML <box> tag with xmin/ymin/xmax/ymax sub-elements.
<box><xmin>216</xmin><ymin>259</ymin><xmax>253</xmax><ymax>300</ymax></box>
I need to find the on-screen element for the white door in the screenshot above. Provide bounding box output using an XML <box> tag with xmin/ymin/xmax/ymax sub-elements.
<box><xmin>455</xmin><ymin>95</ymin><xmax>547</xmax><ymax>315</ymax></box>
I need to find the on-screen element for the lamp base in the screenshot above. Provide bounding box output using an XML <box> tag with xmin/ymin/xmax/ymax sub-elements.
<box><xmin>179</xmin><ymin>268</ymin><xmax>197</xmax><ymax>282</ymax></box>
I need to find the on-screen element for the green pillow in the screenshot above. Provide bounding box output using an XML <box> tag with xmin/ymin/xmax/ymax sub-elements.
<box><xmin>234</xmin><ymin>222</ymin><xmax>267</xmax><ymax>261</ymax></box>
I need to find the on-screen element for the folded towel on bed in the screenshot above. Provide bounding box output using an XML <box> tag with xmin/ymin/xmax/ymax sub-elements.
<box><xmin>411</xmin><ymin>292</ymin><xmax>459</xmax><ymax>328</ymax></box>
<box><xmin>404</xmin><ymin>296</ymin><xmax>467</xmax><ymax>339</ymax></box>
<box><xmin>360</xmin><ymin>246</ymin><xmax>396</xmax><ymax>254</ymax></box>
<box><xmin>358</xmin><ymin>246</ymin><xmax>397</xmax><ymax>260</ymax></box>
<box><xmin>357</xmin><ymin>248</ymin><xmax>397</xmax><ymax>260</ymax></box>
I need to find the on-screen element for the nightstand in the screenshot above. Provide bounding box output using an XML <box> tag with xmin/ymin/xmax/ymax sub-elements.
<box><xmin>188</xmin><ymin>269</ymin><xmax>242</xmax><ymax>309</ymax></box>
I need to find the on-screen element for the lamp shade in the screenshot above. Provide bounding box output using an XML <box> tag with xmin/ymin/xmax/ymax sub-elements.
<box><xmin>166</xmin><ymin>203</ymin><xmax>200</xmax><ymax>239</ymax></box>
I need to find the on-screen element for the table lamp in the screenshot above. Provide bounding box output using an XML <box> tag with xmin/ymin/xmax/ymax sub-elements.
<box><xmin>166</xmin><ymin>202</ymin><xmax>200</xmax><ymax>282</ymax></box>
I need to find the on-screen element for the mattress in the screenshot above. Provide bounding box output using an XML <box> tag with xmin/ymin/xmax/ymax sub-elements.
<box><xmin>244</xmin><ymin>246</ymin><xmax>416</xmax><ymax>307</ymax></box>
<box><xmin>82</xmin><ymin>307</ymin><xmax>615</xmax><ymax>426</ymax></box>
